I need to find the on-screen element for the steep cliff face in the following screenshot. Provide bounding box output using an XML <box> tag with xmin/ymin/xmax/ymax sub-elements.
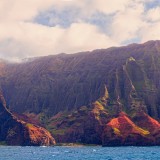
<box><xmin>0</xmin><ymin>91</ymin><xmax>56</xmax><ymax>146</ymax></box>
<box><xmin>0</xmin><ymin>40</ymin><xmax>160</xmax><ymax>145</ymax></box>
<box><xmin>102</xmin><ymin>112</ymin><xmax>160</xmax><ymax>146</ymax></box>
<box><xmin>0</xmin><ymin>41</ymin><xmax>160</xmax><ymax>119</ymax></box>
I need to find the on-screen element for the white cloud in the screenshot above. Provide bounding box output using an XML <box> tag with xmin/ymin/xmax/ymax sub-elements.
<box><xmin>0</xmin><ymin>0</ymin><xmax>54</xmax><ymax>22</ymax></box>
<box><xmin>147</xmin><ymin>7</ymin><xmax>160</xmax><ymax>22</ymax></box>
<box><xmin>110</xmin><ymin>1</ymin><xmax>145</xmax><ymax>43</ymax></box>
<box><xmin>58</xmin><ymin>23</ymin><xmax>117</xmax><ymax>53</ymax></box>
<box><xmin>0</xmin><ymin>0</ymin><xmax>160</xmax><ymax>61</ymax></box>
<box><xmin>0</xmin><ymin>22</ymin><xmax>117</xmax><ymax>61</ymax></box>
<box><xmin>93</xmin><ymin>0</ymin><xmax>130</xmax><ymax>14</ymax></box>
<box><xmin>0</xmin><ymin>0</ymin><xmax>84</xmax><ymax>22</ymax></box>
<box><xmin>140</xmin><ymin>22</ymin><xmax>160</xmax><ymax>42</ymax></box>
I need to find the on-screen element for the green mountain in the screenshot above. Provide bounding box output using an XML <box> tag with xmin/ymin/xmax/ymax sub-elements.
<box><xmin>0</xmin><ymin>40</ymin><xmax>160</xmax><ymax>146</ymax></box>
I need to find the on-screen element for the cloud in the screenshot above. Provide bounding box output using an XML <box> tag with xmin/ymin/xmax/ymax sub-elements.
<box><xmin>140</xmin><ymin>22</ymin><xmax>160</xmax><ymax>42</ymax></box>
<box><xmin>0</xmin><ymin>0</ymin><xmax>57</xmax><ymax>22</ymax></box>
<box><xmin>57</xmin><ymin>23</ymin><xmax>117</xmax><ymax>53</ymax></box>
<box><xmin>0</xmin><ymin>22</ymin><xmax>116</xmax><ymax>61</ymax></box>
<box><xmin>146</xmin><ymin>7</ymin><xmax>160</xmax><ymax>21</ymax></box>
<box><xmin>93</xmin><ymin>0</ymin><xmax>130</xmax><ymax>14</ymax></box>
<box><xmin>110</xmin><ymin>1</ymin><xmax>145</xmax><ymax>43</ymax></box>
<box><xmin>0</xmin><ymin>0</ymin><xmax>160</xmax><ymax>61</ymax></box>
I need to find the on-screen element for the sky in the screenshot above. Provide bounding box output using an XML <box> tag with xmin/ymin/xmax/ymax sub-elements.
<box><xmin>0</xmin><ymin>0</ymin><xmax>160</xmax><ymax>61</ymax></box>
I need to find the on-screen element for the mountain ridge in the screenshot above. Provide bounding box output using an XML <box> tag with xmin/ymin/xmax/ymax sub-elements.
<box><xmin>1</xmin><ymin>40</ymin><xmax>160</xmax><ymax>117</ymax></box>
<box><xmin>0</xmin><ymin>40</ymin><xmax>160</xmax><ymax>145</ymax></box>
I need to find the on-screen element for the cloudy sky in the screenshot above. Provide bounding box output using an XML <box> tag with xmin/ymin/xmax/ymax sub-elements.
<box><xmin>0</xmin><ymin>0</ymin><xmax>160</xmax><ymax>61</ymax></box>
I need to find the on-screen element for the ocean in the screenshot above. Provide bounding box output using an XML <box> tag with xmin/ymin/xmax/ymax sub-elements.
<box><xmin>0</xmin><ymin>146</ymin><xmax>159</xmax><ymax>160</ymax></box>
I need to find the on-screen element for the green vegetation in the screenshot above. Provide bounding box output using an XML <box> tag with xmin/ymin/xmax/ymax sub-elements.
<box><xmin>26</xmin><ymin>123</ymin><xmax>34</xmax><ymax>128</ymax></box>
<box><xmin>51</xmin><ymin>129</ymin><xmax>67</xmax><ymax>136</ymax></box>
<box><xmin>113</xmin><ymin>128</ymin><xmax>121</xmax><ymax>135</ymax></box>
<box><xmin>39</xmin><ymin>113</ymin><xmax>49</xmax><ymax>124</ymax></box>
<box><xmin>0</xmin><ymin>141</ymin><xmax>7</xmax><ymax>146</ymax></box>
<box><xmin>135</xmin><ymin>126</ymin><xmax>150</xmax><ymax>136</ymax></box>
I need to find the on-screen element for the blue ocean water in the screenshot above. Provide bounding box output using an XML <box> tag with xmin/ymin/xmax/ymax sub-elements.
<box><xmin>0</xmin><ymin>146</ymin><xmax>159</xmax><ymax>160</ymax></box>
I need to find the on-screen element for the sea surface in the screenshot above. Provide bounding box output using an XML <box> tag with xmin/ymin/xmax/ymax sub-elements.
<box><xmin>0</xmin><ymin>146</ymin><xmax>159</xmax><ymax>160</ymax></box>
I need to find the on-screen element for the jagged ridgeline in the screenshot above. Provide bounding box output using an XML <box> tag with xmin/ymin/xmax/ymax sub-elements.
<box><xmin>0</xmin><ymin>40</ymin><xmax>160</xmax><ymax>119</ymax></box>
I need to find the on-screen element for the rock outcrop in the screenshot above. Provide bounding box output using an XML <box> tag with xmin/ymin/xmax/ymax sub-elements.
<box><xmin>0</xmin><ymin>91</ymin><xmax>56</xmax><ymax>146</ymax></box>
<box><xmin>48</xmin><ymin>102</ymin><xmax>160</xmax><ymax>146</ymax></box>
<box><xmin>102</xmin><ymin>112</ymin><xmax>160</xmax><ymax>146</ymax></box>
<box><xmin>48</xmin><ymin>101</ymin><xmax>108</xmax><ymax>144</ymax></box>
<box><xmin>46</xmin><ymin>87</ymin><xmax>160</xmax><ymax>146</ymax></box>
